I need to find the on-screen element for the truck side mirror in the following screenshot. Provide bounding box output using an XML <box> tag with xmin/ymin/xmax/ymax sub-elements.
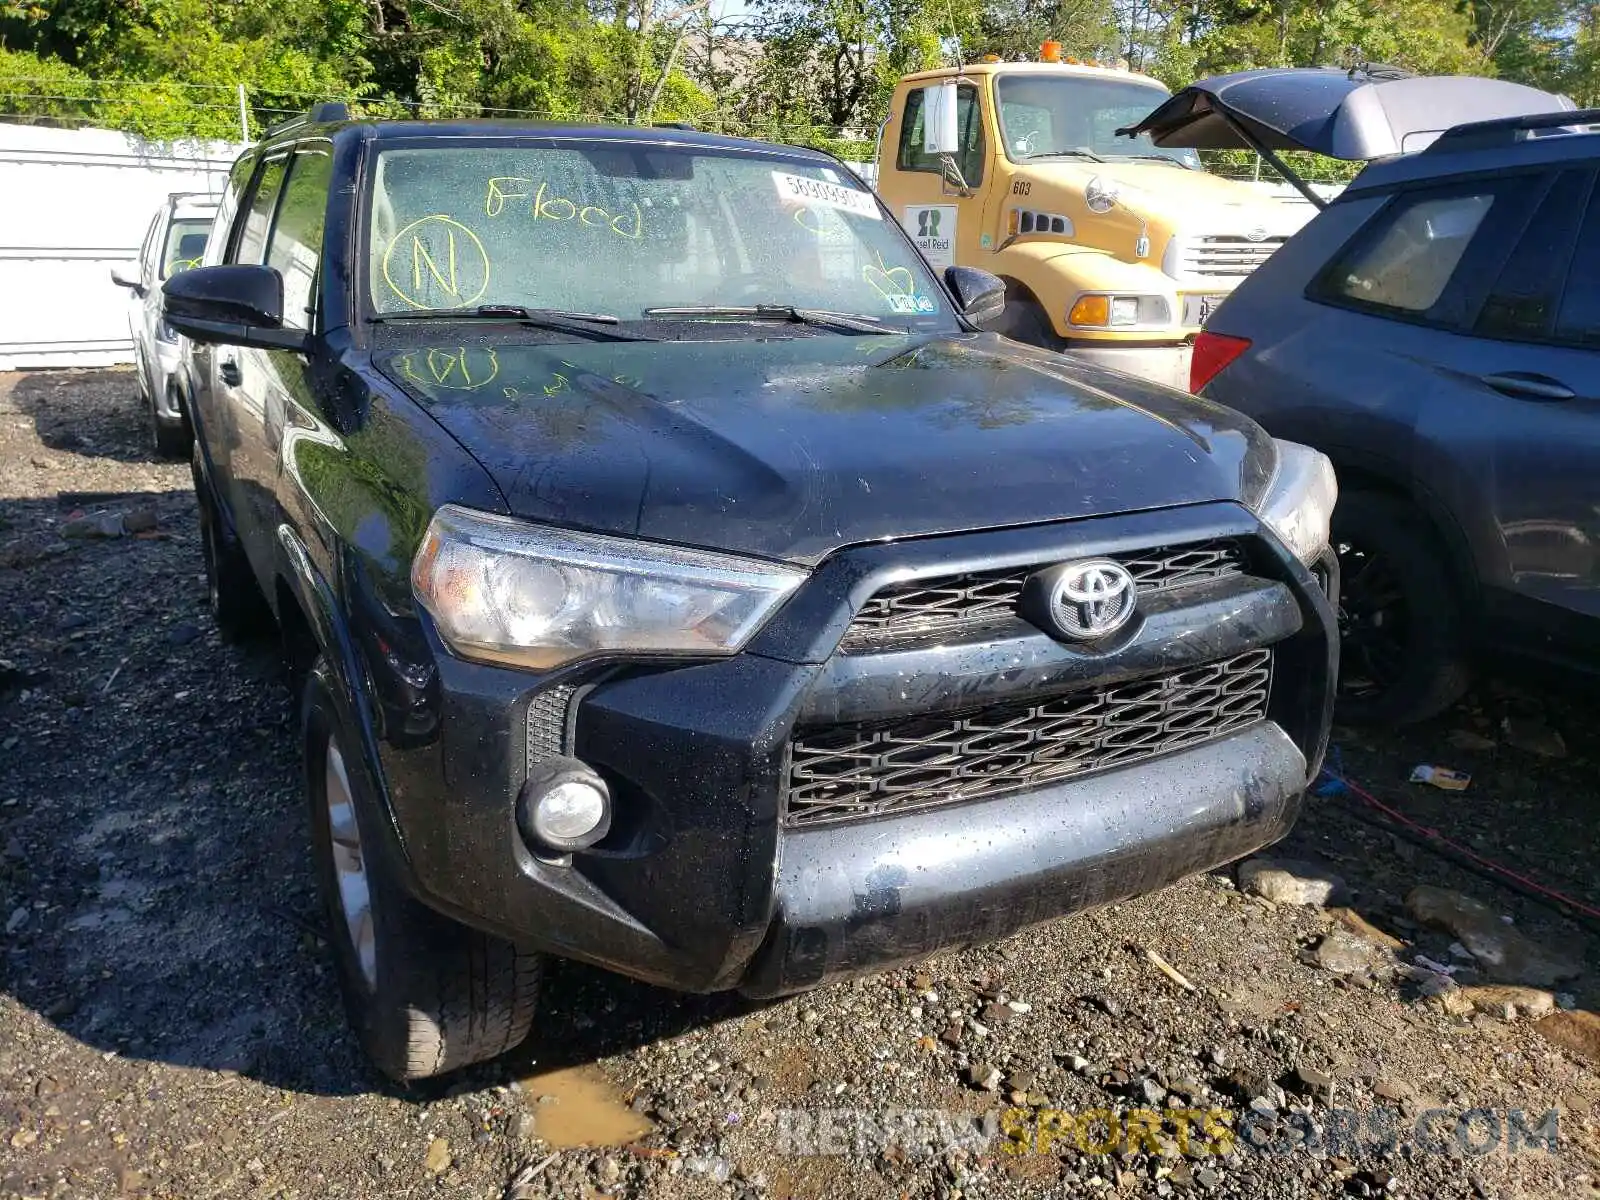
<box><xmin>922</xmin><ymin>83</ymin><xmax>961</xmax><ymax>156</ymax></box>
<box><xmin>944</xmin><ymin>266</ymin><xmax>1006</xmax><ymax>326</ymax></box>
<box><xmin>110</xmin><ymin>268</ymin><xmax>146</xmax><ymax>298</ymax></box>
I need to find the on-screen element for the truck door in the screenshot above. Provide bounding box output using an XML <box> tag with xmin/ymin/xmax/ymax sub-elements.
<box><xmin>883</xmin><ymin>83</ymin><xmax>993</xmax><ymax>275</ymax></box>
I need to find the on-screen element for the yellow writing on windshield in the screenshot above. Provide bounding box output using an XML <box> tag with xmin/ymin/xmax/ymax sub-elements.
<box><xmin>396</xmin><ymin>346</ymin><xmax>500</xmax><ymax>391</ymax></box>
<box><xmin>483</xmin><ymin>178</ymin><xmax>643</xmax><ymax>239</ymax></box>
<box><xmin>382</xmin><ymin>215</ymin><xmax>491</xmax><ymax>310</ymax></box>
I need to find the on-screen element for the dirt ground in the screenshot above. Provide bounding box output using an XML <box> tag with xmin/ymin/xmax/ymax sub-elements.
<box><xmin>4</xmin><ymin>368</ymin><xmax>1600</xmax><ymax>1200</ymax></box>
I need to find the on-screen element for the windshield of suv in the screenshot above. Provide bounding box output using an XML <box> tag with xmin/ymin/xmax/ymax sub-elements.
<box><xmin>162</xmin><ymin>217</ymin><xmax>211</xmax><ymax>278</ymax></box>
<box><xmin>366</xmin><ymin>143</ymin><xmax>951</xmax><ymax>327</ymax></box>
<box><xmin>995</xmin><ymin>75</ymin><xmax>1200</xmax><ymax>167</ymax></box>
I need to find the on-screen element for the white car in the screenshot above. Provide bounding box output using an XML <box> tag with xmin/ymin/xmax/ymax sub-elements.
<box><xmin>112</xmin><ymin>191</ymin><xmax>220</xmax><ymax>456</ymax></box>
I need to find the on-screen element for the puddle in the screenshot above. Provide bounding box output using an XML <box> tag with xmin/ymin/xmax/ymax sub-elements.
<box><xmin>520</xmin><ymin>1065</ymin><xmax>655</xmax><ymax>1148</ymax></box>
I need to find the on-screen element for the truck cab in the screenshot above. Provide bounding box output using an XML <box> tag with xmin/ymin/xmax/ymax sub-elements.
<box><xmin>875</xmin><ymin>58</ymin><xmax>1317</xmax><ymax>386</ymax></box>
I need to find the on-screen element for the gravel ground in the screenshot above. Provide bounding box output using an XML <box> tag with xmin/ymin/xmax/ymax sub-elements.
<box><xmin>4</xmin><ymin>368</ymin><xmax>1600</xmax><ymax>1200</ymax></box>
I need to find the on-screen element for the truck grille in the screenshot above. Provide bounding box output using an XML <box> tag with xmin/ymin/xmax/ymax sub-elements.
<box><xmin>842</xmin><ymin>539</ymin><xmax>1243</xmax><ymax>651</ymax></box>
<box><xmin>785</xmin><ymin>649</ymin><xmax>1272</xmax><ymax>827</ymax></box>
<box><xmin>1178</xmin><ymin>234</ymin><xmax>1287</xmax><ymax>279</ymax></box>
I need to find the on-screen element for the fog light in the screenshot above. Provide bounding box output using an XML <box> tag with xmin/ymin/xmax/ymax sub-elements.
<box><xmin>517</xmin><ymin>757</ymin><xmax>611</xmax><ymax>853</ymax></box>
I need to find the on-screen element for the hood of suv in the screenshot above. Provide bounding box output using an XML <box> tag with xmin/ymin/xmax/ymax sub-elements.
<box><xmin>376</xmin><ymin>332</ymin><xmax>1275</xmax><ymax>565</ymax></box>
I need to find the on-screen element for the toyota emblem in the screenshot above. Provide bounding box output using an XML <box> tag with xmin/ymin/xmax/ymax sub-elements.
<box><xmin>1047</xmin><ymin>559</ymin><xmax>1137</xmax><ymax>640</ymax></box>
<box><xmin>1245</xmin><ymin>225</ymin><xmax>1269</xmax><ymax>243</ymax></box>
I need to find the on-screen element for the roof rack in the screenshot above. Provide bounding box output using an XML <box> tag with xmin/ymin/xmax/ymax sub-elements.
<box><xmin>262</xmin><ymin>101</ymin><xmax>351</xmax><ymax>138</ymax></box>
<box><xmin>1426</xmin><ymin>106</ymin><xmax>1600</xmax><ymax>154</ymax></box>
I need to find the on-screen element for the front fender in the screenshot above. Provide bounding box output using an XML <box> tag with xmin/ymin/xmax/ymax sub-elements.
<box><xmin>992</xmin><ymin>241</ymin><xmax>1179</xmax><ymax>339</ymax></box>
<box><xmin>275</xmin><ymin>523</ymin><xmax>413</xmax><ymax>864</ymax></box>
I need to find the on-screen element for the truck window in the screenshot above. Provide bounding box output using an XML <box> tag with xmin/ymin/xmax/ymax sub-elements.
<box><xmin>994</xmin><ymin>74</ymin><xmax>1196</xmax><ymax>167</ymax></box>
<box><xmin>897</xmin><ymin>85</ymin><xmax>985</xmax><ymax>187</ymax></box>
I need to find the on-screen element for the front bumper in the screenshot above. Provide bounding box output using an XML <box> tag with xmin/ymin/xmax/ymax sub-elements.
<box><xmin>369</xmin><ymin>502</ymin><xmax>1336</xmax><ymax>995</ymax></box>
<box><xmin>1064</xmin><ymin>341</ymin><xmax>1193</xmax><ymax>390</ymax></box>
<box><xmin>152</xmin><ymin>340</ymin><xmax>185</xmax><ymax>422</ymax></box>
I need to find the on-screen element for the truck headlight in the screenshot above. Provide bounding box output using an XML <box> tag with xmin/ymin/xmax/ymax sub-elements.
<box><xmin>1253</xmin><ymin>440</ymin><xmax>1338</xmax><ymax>566</ymax></box>
<box><xmin>412</xmin><ymin>505</ymin><xmax>807</xmax><ymax>670</ymax></box>
<box><xmin>1068</xmin><ymin>294</ymin><xmax>1171</xmax><ymax>328</ymax></box>
<box><xmin>1085</xmin><ymin>176</ymin><xmax>1121</xmax><ymax>213</ymax></box>
<box><xmin>156</xmin><ymin>320</ymin><xmax>180</xmax><ymax>344</ymax></box>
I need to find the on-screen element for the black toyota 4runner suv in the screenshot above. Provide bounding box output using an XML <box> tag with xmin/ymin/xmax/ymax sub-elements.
<box><xmin>165</xmin><ymin>104</ymin><xmax>1339</xmax><ymax>1081</ymax></box>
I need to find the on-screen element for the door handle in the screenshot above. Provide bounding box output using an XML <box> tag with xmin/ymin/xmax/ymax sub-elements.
<box><xmin>220</xmin><ymin>358</ymin><xmax>243</xmax><ymax>387</ymax></box>
<box><xmin>1481</xmin><ymin>371</ymin><xmax>1575</xmax><ymax>401</ymax></box>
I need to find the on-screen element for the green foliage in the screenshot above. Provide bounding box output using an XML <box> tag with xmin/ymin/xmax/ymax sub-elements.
<box><xmin>0</xmin><ymin>0</ymin><xmax>1589</xmax><ymax>146</ymax></box>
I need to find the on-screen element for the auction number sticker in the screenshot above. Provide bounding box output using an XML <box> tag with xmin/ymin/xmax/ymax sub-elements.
<box><xmin>772</xmin><ymin>171</ymin><xmax>881</xmax><ymax>220</ymax></box>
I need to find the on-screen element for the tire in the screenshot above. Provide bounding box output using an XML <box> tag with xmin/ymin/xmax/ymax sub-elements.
<box><xmin>152</xmin><ymin>385</ymin><xmax>193</xmax><ymax>459</ymax></box>
<box><xmin>303</xmin><ymin>659</ymin><xmax>543</xmax><ymax>1081</ymax></box>
<box><xmin>992</xmin><ymin>288</ymin><xmax>1065</xmax><ymax>351</ymax></box>
<box><xmin>1332</xmin><ymin>489</ymin><xmax>1472</xmax><ymax>725</ymax></box>
<box><xmin>191</xmin><ymin>446</ymin><xmax>273</xmax><ymax>642</ymax></box>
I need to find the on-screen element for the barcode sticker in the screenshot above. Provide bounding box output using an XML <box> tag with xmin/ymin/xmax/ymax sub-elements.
<box><xmin>772</xmin><ymin>171</ymin><xmax>881</xmax><ymax>220</ymax></box>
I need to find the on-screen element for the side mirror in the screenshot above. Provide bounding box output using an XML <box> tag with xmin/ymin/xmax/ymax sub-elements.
<box><xmin>944</xmin><ymin>265</ymin><xmax>1006</xmax><ymax>326</ymax></box>
<box><xmin>162</xmin><ymin>265</ymin><xmax>307</xmax><ymax>352</ymax></box>
<box><xmin>922</xmin><ymin>82</ymin><xmax>961</xmax><ymax>155</ymax></box>
<box><xmin>110</xmin><ymin>268</ymin><xmax>145</xmax><ymax>297</ymax></box>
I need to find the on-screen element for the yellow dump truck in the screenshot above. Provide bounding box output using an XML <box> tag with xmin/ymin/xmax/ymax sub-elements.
<box><xmin>874</xmin><ymin>55</ymin><xmax>1318</xmax><ymax>387</ymax></box>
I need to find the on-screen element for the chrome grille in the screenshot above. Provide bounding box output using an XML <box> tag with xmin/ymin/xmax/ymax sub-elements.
<box><xmin>1178</xmin><ymin>234</ymin><xmax>1287</xmax><ymax>279</ymax></box>
<box><xmin>527</xmin><ymin>683</ymin><xmax>577</xmax><ymax>769</ymax></box>
<box><xmin>842</xmin><ymin>540</ymin><xmax>1243</xmax><ymax>651</ymax></box>
<box><xmin>785</xmin><ymin>649</ymin><xmax>1272</xmax><ymax>826</ymax></box>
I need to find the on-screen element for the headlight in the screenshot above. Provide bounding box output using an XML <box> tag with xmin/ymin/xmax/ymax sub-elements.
<box><xmin>1085</xmin><ymin>176</ymin><xmax>1120</xmax><ymax>213</ymax></box>
<box><xmin>1254</xmin><ymin>439</ymin><xmax>1338</xmax><ymax>566</ymax></box>
<box><xmin>1067</xmin><ymin>294</ymin><xmax>1171</xmax><ymax>328</ymax></box>
<box><xmin>156</xmin><ymin>320</ymin><xmax>179</xmax><ymax>344</ymax></box>
<box><xmin>412</xmin><ymin>505</ymin><xmax>807</xmax><ymax>670</ymax></box>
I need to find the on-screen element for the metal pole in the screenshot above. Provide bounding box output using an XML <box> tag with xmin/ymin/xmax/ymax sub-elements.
<box><xmin>237</xmin><ymin>84</ymin><xmax>249</xmax><ymax>142</ymax></box>
<box><xmin>1215</xmin><ymin>107</ymin><xmax>1325</xmax><ymax>209</ymax></box>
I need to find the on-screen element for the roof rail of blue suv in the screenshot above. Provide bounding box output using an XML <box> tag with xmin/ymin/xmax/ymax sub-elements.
<box><xmin>1424</xmin><ymin>107</ymin><xmax>1600</xmax><ymax>155</ymax></box>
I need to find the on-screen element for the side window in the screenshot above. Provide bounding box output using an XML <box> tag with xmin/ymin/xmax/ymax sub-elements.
<box><xmin>897</xmin><ymin>85</ymin><xmax>985</xmax><ymax>187</ymax></box>
<box><xmin>1475</xmin><ymin>169</ymin><xmax>1592</xmax><ymax>342</ymax></box>
<box><xmin>209</xmin><ymin>153</ymin><xmax>256</xmax><ymax>267</ymax></box>
<box><xmin>1321</xmin><ymin>191</ymin><xmax>1494</xmax><ymax>314</ymax></box>
<box><xmin>1555</xmin><ymin>177</ymin><xmax>1600</xmax><ymax>345</ymax></box>
<box><xmin>139</xmin><ymin>212</ymin><xmax>161</xmax><ymax>285</ymax></box>
<box><xmin>265</xmin><ymin>145</ymin><xmax>334</xmax><ymax>331</ymax></box>
<box><xmin>232</xmin><ymin>157</ymin><xmax>289</xmax><ymax>266</ymax></box>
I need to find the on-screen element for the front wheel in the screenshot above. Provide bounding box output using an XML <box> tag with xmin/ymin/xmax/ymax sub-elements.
<box><xmin>1332</xmin><ymin>490</ymin><xmax>1471</xmax><ymax>725</ymax></box>
<box><xmin>303</xmin><ymin>661</ymin><xmax>543</xmax><ymax>1080</ymax></box>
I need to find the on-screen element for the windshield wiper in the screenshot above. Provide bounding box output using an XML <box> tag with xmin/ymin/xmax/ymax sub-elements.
<box><xmin>1112</xmin><ymin>153</ymin><xmax>1195</xmax><ymax>168</ymax></box>
<box><xmin>372</xmin><ymin>305</ymin><xmax>653</xmax><ymax>341</ymax></box>
<box><xmin>1023</xmin><ymin>149</ymin><xmax>1105</xmax><ymax>162</ymax></box>
<box><xmin>642</xmin><ymin>304</ymin><xmax>903</xmax><ymax>335</ymax></box>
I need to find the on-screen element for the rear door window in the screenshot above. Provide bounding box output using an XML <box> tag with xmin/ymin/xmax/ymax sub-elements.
<box><xmin>1474</xmin><ymin>169</ymin><xmax>1593</xmax><ymax>342</ymax></box>
<box><xmin>1552</xmin><ymin>177</ymin><xmax>1600</xmax><ymax>346</ymax></box>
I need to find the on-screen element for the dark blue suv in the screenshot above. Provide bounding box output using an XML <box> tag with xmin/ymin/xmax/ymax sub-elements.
<box><xmin>163</xmin><ymin>105</ymin><xmax>1338</xmax><ymax>1080</ymax></box>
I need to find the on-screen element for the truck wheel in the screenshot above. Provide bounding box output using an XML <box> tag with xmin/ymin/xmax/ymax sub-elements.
<box><xmin>191</xmin><ymin>446</ymin><xmax>273</xmax><ymax>642</ymax></box>
<box><xmin>1333</xmin><ymin>490</ymin><xmax>1471</xmax><ymax>725</ymax></box>
<box><xmin>303</xmin><ymin>659</ymin><xmax>543</xmax><ymax>1081</ymax></box>
<box><xmin>994</xmin><ymin>292</ymin><xmax>1064</xmax><ymax>351</ymax></box>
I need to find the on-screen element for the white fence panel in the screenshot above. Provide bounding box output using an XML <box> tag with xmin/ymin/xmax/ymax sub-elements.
<box><xmin>0</xmin><ymin>125</ymin><xmax>247</xmax><ymax>370</ymax></box>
